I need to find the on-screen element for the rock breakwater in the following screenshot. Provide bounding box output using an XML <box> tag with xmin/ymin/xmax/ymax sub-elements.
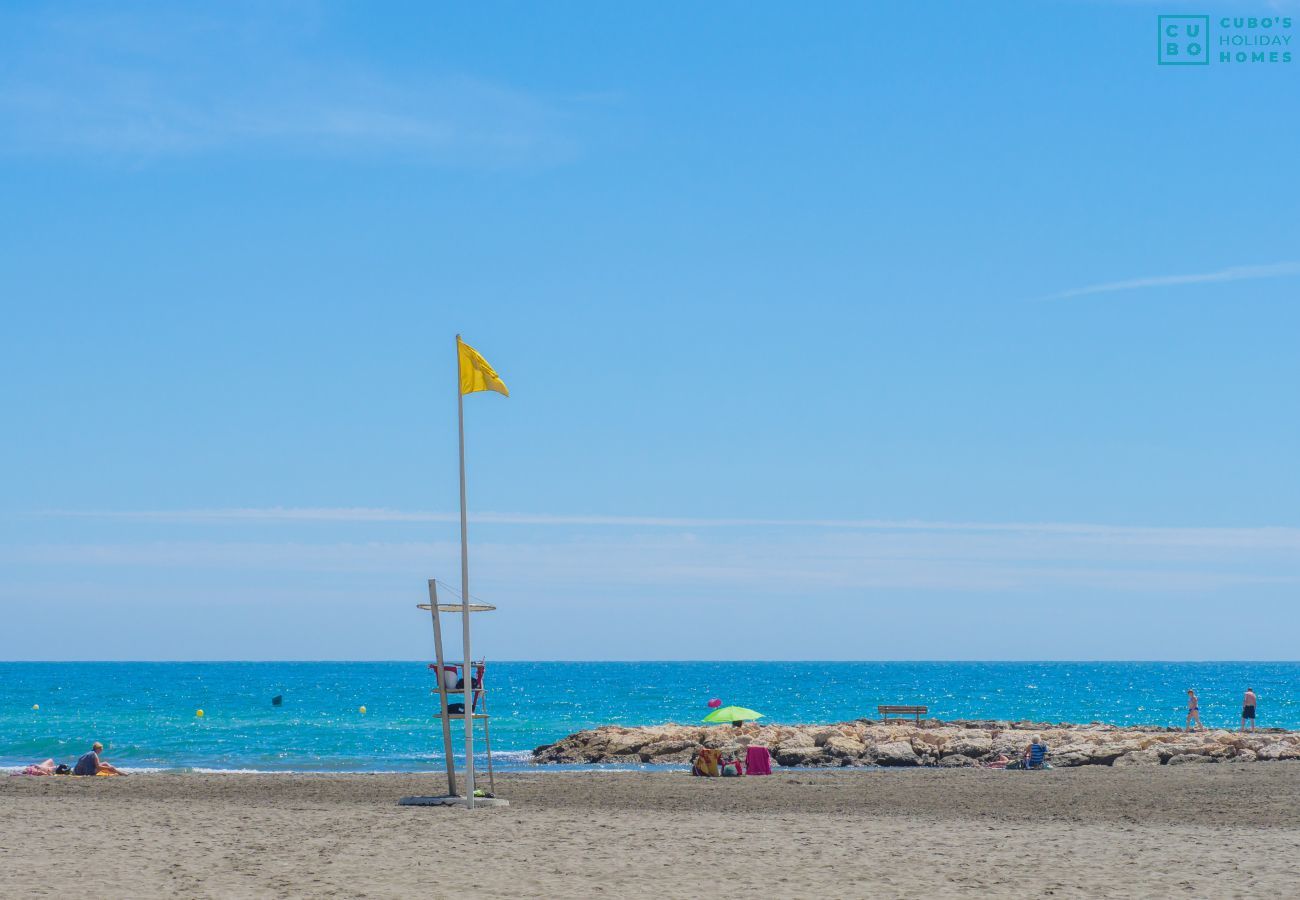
<box><xmin>532</xmin><ymin>720</ymin><xmax>1300</xmax><ymax>768</ymax></box>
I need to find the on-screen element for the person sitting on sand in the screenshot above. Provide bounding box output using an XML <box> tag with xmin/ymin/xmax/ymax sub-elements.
<box><xmin>1186</xmin><ymin>689</ymin><xmax>1202</xmax><ymax>732</ymax></box>
<box><xmin>1241</xmin><ymin>687</ymin><xmax>1257</xmax><ymax>733</ymax></box>
<box><xmin>1021</xmin><ymin>735</ymin><xmax>1048</xmax><ymax>770</ymax></box>
<box><xmin>692</xmin><ymin>746</ymin><xmax>722</xmax><ymax>777</ymax></box>
<box><xmin>73</xmin><ymin>742</ymin><xmax>127</xmax><ymax>777</ymax></box>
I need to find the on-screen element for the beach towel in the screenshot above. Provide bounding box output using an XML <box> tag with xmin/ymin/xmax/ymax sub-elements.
<box><xmin>692</xmin><ymin>747</ymin><xmax>721</xmax><ymax>777</ymax></box>
<box><xmin>745</xmin><ymin>745</ymin><xmax>773</xmax><ymax>775</ymax></box>
<box><xmin>1007</xmin><ymin>758</ymin><xmax>1052</xmax><ymax>771</ymax></box>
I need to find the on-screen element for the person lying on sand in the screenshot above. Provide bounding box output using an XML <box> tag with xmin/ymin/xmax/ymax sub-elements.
<box><xmin>17</xmin><ymin>759</ymin><xmax>56</xmax><ymax>776</ymax></box>
<box><xmin>73</xmin><ymin>742</ymin><xmax>127</xmax><ymax>776</ymax></box>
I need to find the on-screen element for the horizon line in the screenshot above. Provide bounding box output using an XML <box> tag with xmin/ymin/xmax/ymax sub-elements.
<box><xmin>4</xmin><ymin>658</ymin><xmax>1299</xmax><ymax>664</ymax></box>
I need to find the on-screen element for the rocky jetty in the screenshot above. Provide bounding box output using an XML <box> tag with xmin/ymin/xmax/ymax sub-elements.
<box><xmin>532</xmin><ymin>720</ymin><xmax>1300</xmax><ymax>768</ymax></box>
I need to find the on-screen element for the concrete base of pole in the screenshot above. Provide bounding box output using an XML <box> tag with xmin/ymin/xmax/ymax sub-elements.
<box><xmin>398</xmin><ymin>795</ymin><xmax>510</xmax><ymax>809</ymax></box>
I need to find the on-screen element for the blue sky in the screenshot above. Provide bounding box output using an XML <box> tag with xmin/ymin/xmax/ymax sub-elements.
<box><xmin>2</xmin><ymin>1</ymin><xmax>1298</xmax><ymax>660</ymax></box>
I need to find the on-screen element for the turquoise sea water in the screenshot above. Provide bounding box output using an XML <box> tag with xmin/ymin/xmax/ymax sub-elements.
<box><xmin>2</xmin><ymin>662</ymin><xmax>1296</xmax><ymax>772</ymax></box>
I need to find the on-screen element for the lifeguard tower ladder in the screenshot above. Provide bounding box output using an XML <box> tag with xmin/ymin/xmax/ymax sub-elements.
<box><xmin>417</xmin><ymin>578</ymin><xmax>499</xmax><ymax>801</ymax></box>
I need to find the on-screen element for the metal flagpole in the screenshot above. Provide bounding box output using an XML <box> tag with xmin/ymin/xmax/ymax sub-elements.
<box><xmin>456</xmin><ymin>335</ymin><xmax>476</xmax><ymax>809</ymax></box>
<box><xmin>427</xmin><ymin>579</ymin><xmax>456</xmax><ymax>797</ymax></box>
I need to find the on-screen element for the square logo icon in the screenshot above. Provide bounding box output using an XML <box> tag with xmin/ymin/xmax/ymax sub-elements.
<box><xmin>1159</xmin><ymin>15</ymin><xmax>1210</xmax><ymax>65</ymax></box>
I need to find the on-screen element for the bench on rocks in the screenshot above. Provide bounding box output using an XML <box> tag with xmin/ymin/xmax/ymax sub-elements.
<box><xmin>878</xmin><ymin>705</ymin><xmax>928</xmax><ymax>723</ymax></box>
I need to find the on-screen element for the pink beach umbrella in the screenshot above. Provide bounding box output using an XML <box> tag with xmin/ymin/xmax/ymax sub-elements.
<box><xmin>707</xmin><ymin>698</ymin><xmax>722</xmax><ymax>709</ymax></box>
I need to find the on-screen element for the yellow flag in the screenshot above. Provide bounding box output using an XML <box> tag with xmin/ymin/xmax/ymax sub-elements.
<box><xmin>458</xmin><ymin>338</ymin><xmax>509</xmax><ymax>397</ymax></box>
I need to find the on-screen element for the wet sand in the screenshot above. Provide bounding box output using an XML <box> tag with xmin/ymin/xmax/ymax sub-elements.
<box><xmin>4</xmin><ymin>764</ymin><xmax>1300</xmax><ymax>898</ymax></box>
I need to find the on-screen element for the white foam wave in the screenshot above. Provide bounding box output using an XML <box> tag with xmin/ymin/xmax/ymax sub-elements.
<box><xmin>488</xmin><ymin>750</ymin><xmax>533</xmax><ymax>762</ymax></box>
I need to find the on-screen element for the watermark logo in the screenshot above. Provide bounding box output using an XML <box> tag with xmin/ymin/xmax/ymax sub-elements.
<box><xmin>1159</xmin><ymin>15</ymin><xmax>1209</xmax><ymax>64</ymax></box>
<box><xmin>1158</xmin><ymin>15</ymin><xmax>1294</xmax><ymax>65</ymax></box>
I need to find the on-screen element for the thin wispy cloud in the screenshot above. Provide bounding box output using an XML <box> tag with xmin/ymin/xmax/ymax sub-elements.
<box><xmin>35</xmin><ymin>506</ymin><xmax>1300</xmax><ymax>551</ymax></box>
<box><xmin>0</xmin><ymin>6</ymin><xmax>588</xmax><ymax>165</ymax></box>
<box><xmin>1095</xmin><ymin>0</ymin><xmax>1300</xmax><ymax>11</ymax></box>
<box><xmin>1045</xmin><ymin>262</ymin><xmax>1300</xmax><ymax>301</ymax></box>
<box><xmin>4</xmin><ymin>526</ymin><xmax>1299</xmax><ymax>594</ymax></box>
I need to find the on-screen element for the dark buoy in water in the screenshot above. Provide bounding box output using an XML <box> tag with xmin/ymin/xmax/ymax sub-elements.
<box><xmin>271</xmin><ymin>695</ymin><xmax>283</xmax><ymax>707</ymax></box>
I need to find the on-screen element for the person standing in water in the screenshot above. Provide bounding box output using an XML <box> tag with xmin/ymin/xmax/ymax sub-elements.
<box><xmin>1185</xmin><ymin>689</ymin><xmax>1202</xmax><ymax>731</ymax></box>
<box><xmin>1241</xmin><ymin>687</ymin><xmax>1258</xmax><ymax>732</ymax></box>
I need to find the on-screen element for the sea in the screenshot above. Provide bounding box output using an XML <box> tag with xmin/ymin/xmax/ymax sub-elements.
<box><xmin>2</xmin><ymin>661</ymin><xmax>1296</xmax><ymax>773</ymax></box>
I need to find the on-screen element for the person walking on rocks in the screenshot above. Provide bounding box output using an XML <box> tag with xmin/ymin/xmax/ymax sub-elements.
<box><xmin>1185</xmin><ymin>689</ymin><xmax>1202</xmax><ymax>732</ymax></box>
<box><xmin>1241</xmin><ymin>687</ymin><xmax>1258</xmax><ymax>732</ymax></box>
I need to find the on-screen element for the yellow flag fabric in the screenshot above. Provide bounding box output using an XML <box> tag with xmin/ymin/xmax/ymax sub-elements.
<box><xmin>458</xmin><ymin>338</ymin><xmax>509</xmax><ymax>397</ymax></box>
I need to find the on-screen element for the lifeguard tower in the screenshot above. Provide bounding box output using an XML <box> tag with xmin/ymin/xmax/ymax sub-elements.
<box><xmin>399</xmin><ymin>579</ymin><xmax>507</xmax><ymax>808</ymax></box>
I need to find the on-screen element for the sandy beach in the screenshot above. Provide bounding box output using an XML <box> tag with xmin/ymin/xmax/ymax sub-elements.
<box><xmin>4</xmin><ymin>764</ymin><xmax>1300</xmax><ymax>898</ymax></box>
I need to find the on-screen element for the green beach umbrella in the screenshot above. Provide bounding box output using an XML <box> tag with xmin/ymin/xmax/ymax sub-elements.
<box><xmin>703</xmin><ymin>705</ymin><xmax>764</xmax><ymax>724</ymax></box>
